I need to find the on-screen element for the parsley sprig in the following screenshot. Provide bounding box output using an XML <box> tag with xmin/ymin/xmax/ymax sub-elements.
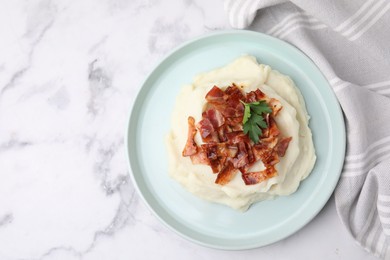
<box><xmin>240</xmin><ymin>100</ymin><xmax>272</xmax><ymax>143</ymax></box>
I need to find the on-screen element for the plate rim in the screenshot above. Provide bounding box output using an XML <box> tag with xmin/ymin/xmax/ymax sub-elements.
<box><xmin>125</xmin><ymin>29</ymin><xmax>346</xmax><ymax>250</ymax></box>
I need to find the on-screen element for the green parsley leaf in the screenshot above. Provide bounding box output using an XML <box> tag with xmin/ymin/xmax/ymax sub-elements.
<box><xmin>241</xmin><ymin>100</ymin><xmax>271</xmax><ymax>143</ymax></box>
<box><xmin>250</xmin><ymin>100</ymin><xmax>272</xmax><ymax>115</ymax></box>
<box><xmin>241</xmin><ymin>100</ymin><xmax>251</xmax><ymax>124</ymax></box>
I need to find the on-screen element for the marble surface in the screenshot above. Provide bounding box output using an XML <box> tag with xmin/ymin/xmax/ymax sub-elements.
<box><xmin>0</xmin><ymin>0</ymin><xmax>378</xmax><ymax>259</ymax></box>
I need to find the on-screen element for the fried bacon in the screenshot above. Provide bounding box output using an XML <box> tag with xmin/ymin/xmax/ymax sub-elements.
<box><xmin>205</xmin><ymin>86</ymin><xmax>225</xmax><ymax>104</ymax></box>
<box><xmin>182</xmin><ymin>116</ymin><xmax>198</xmax><ymax>156</ymax></box>
<box><xmin>205</xmin><ymin>108</ymin><xmax>225</xmax><ymax>129</ymax></box>
<box><xmin>190</xmin><ymin>149</ymin><xmax>209</xmax><ymax>165</ymax></box>
<box><xmin>181</xmin><ymin>85</ymin><xmax>292</xmax><ymax>186</ymax></box>
<box><xmin>275</xmin><ymin>137</ymin><xmax>292</xmax><ymax>157</ymax></box>
<box><xmin>269</xmin><ymin>98</ymin><xmax>282</xmax><ymax>116</ymax></box>
<box><xmin>215</xmin><ymin>161</ymin><xmax>237</xmax><ymax>185</ymax></box>
<box><xmin>242</xmin><ymin>165</ymin><xmax>277</xmax><ymax>185</ymax></box>
<box><xmin>197</xmin><ymin>118</ymin><xmax>214</xmax><ymax>139</ymax></box>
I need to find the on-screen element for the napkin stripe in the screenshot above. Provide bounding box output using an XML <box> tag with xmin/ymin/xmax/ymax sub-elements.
<box><xmin>334</xmin><ymin>0</ymin><xmax>389</xmax><ymax>41</ymax></box>
<box><xmin>379</xmin><ymin>215</ymin><xmax>390</xmax><ymax>223</ymax></box>
<box><xmin>278</xmin><ymin>23</ymin><xmax>327</xmax><ymax>39</ymax></box>
<box><xmin>358</xmin><ymin>214</ymin><xmax>383</xmax><ymax>258</ymax></box>
<box><xmin>344</xmin><ymin>146</ymin><xmax>390</xmax><ymax>169</ymax></box>
<box><xmin>377</xmin><ymin>233</ymin><xmax>387</xmax><ymax>257</ymax></box>
<box><xmin>364</xmin><ymin>217</ymin><xmax>382</xmax><ymax>257</ymax></box>
<box><xmin>365</xmin><ymin>80</ymin><xmax>390</xmax><ymax>90</ymax></box>
<box><xmin>334</xmin><ymin>0</ymin><xmax>376</xmax><ymax>32</ymax></box>
<box><xmin>357</xmin><ymin>201</ymin><xmax>377</xmax><ymax>241</ymax></box>
<box><xmin>340</xmin><ymin>0</ymin><xmax>386</xmax><ymax>37</ymax></box>
<box><xmin>371</xmin><ymin>222</ymin><xmax>384</xmax><ymax>258</ymax></box>
<box><xmin>342</xmin><ymin>152</ymin><xmax>390</xmax><ymax>177</ymax></box>
<box><xmin>364</xmin><ymin>80</ymin><xmax>390</xmax><ymax>96</ymax></box>
<box><xmin>329</xmin><ymin>77</ymin><xmax>342</xmax><ymax>85</ymax></box>
<box><xmin>378</xmin><ymin>204</ymin><xmax>390</xmax><ymax>213</ymax></box>
<box><xmin>265</xmin><ymin>13</ymin><xmax>304</xmax><ymax>35</ymax></box>
<box><xmin>379</xmin><ymin>202</ymin><xmax>390</xmax><ymax>240</ymax></box>
<box><xmin>267</xmin><ymin>13</ymin><xmax>304</xmax><ymax>35</ymax></box>
<box><xmin>330</xmin><ymin>78</ymin><xmax>390</xmax><ymax>95</ymax></box>
<box><xmin>346</xmin><ymin>136</ymin><xmax>390</xmax><ymax>161</ymax></box>
<box><xmin>267</xmin><ymin>13</ymin><xmax>320</xmax><ymax>36</ymax></box>
<box><xmin>266</xmin><ymin>13</ymin><xmax>327</xmax><ymax>39</ymax></box>
<box><xmin>225</xmin><ymin>0</ymin><xmax>245</xmax><ymax>29</ymax></box>
<box><xmin>379</xmin><ymin>194</ymin><xmax>390</xmax><ymax>202</ymax></box>
<box><xmin>244</xmin><ymin>0</ymin><xmax>261</xmax><ymax>27</ymax></box>
<box><xmin>350</xmin><ymin>2</ymin><xmax>390</xmax><ymax>41</ymax></box>
<box><xmin>272</xmin><ymin>17</ymin><xmax>322</xmax><ymax>37</ymax></box>
<box><xmin>236</xmin><ymin>0</ymin><xmax>254</xmax><ymax>30</ymax></box>
<box><xmin>229</xmin><ymin>0</ymin><xmax>244</xmax><ymax>30</ymax></box>
<box><xmin>351</xmin><ymin>200</ymin><xmax>385</xmax><ymax>256</ymax></box>
<box><xmin>332</xmin><ymin>81</ymin><xmax>351</xmax><ymax>93</ymax></box>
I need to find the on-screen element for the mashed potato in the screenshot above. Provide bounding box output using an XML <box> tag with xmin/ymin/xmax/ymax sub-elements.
<box><xmin>166</xmin><ymin>55</ymin><xmax>316</xmax><ymax>211</ymax></box>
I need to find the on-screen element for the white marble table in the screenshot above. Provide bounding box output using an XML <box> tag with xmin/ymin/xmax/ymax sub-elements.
<box><xmin>0</xmin><ymin>1</ymin><xmax>379</xmax><ymax>259</ymax></box>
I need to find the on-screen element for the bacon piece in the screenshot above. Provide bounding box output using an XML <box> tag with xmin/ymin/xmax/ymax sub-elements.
<box><xmin>225</xmin><ymin>131</ymin><xmax>250</xmax><ymax>144</ymax></box>
<box><xmin>202</xmin><ymin>144</ymin><xmax>220</xmax><ymax>173</ymax></box>
<box><xmin>231</xmin><ymin>142</ymin><xmax>249</xmax><ymax>168</ymax></box>
<box><xmin>201</xmin><ymin>143</ymin><xmax>237</xmax><ymax>173</ymax></box>
<box><xmin>207</xmin><ymin>85</ymin><xmax>244</xmax><ymax>118</ymax></box>
<box><xmin>262</xmin><ymin>117</ymin><xmax>280</xmax><ymax>140</ymax></box>
<box><xmin>245</xmin><ymin>91</ymin><xmax>258</xmax><ymax>103</ymax></box>
<box><xmin>246</xmin><ymin>142</ymin><xmax>255</xmax><ymax>164</ymax></box>
<box><xmin>231</xmin><ymin>123</ymin><xmax>243</xmax><ymax>132</ymax></box>
<box><xmin>225</xmin><ymin>86</ymin><xmax>245</xmax><ymax>117</ymax></box>
<box><xmin>242</xmin><ymin>166</ymin><xmax>277</xmax><ymax>185</ymax></box>
<box><xmin>225</xmin><ymin>117</ymin><xmax>242</xmax><ymax>127</ymax></box>
<box><xmin>225</xmin><ymin>85</ymin><xmax>245</xmax><ymax>101</ymax></box>
<box><xmin>215</xmin><ymin>161</ymin><xmax>237</xmax><ymax>185</ymax></box>
<box><xmin>252</xmin><ymin>143</ymin><xmax>267</xmax><ymax>162</ymax></box>
<box><xmin>196</xmin><ymin>118</ymin><xmax>214</xmax><ymax>139</ymax></box>
<box><xmin>242</xmin><ymin>171</ymin><xmax>267</xmax><ymax>185</ymax></box>
<box><xmin>265</xmin><ymin>151</ymin><xmax>280</xmax><ymax>166</ymax></box>
<box><xmin>190</xmin><ymin>149</ymin><xmax>209</xmax><ymax>165</ymax></box>
<box><xmin>218</xmin><ymin>125</ymin><xmax>233</xmax><ymax>142</ymax></box>
<box><xmin>238</xmin><ymin>146</ymin><xmax>257</xmax><ymax>174</ymax></box>
<box><xmin>254</xmin><ymin>89</ymin><xmax>266</xmax><ymax>100</ymax></box>
<box><xmin>201</xmin><ymin>143</ymin><xmax>238</xmax><ymax>158</ymax></box>
<box><xmin>216</xmin><ymin>105</ymin><xmax>236</xmax><ymax>118</ymax></box>
<box><xmin>269</xmin><ymin>98</ymin><xmax>282</xmax><ymax>116</ymax></box>
<box><xmin>207</xmin><ymin>132</ymin><xmax>221</xmax><ymax>143</ymax></box>
<box><xmin>268</xmin><ymin>117</ymin><xmax>280</xmax><ymax>138</ymax></box>
<box><xmin>197</xmin><ymin>119</ymin><xmax>220</xmax><ymax>143</ymax></box>
<box><xmin>205</xmin><ymin>86</ymin><xmax>225</xmax><ymax>104</ymax></box>
<box><xmin>275</xmin><ymin>137</ymin><xmax>292</xmax><ymax>157</ymax></box>
<box><xmin>252</xmin><ymin>145</ymin><xmax>279</xmax><ymax>166</ymax></box>
<box><xmin>261</xmin><ymin>137</ymin><xmax>279</xmax><ymax>150</ymax></box>
<box><xmin>182</xmin><ymin>116</ymin><xmax>198</xmax><ymax>156</ymax></box>
<box><xmin>218</xmin><ymin>144</ymin><xmax>238</xmax><ymax>158</ymax></box>
<box><xmin>225</xmin><ymin>85</ymin><xmax>243</xmax><ymax>96</ymax></box>
<box><xmin>205</xmin><ymin>108</ymin><xmax>225</xmax><ymax>129</ymax></box>
<box><xmin>217</xmin><ymin>127</ymin><xmax>227</xmax><ymax>142</ymax></box>
<box><xmin>261</xmin><ymin>114</ymin><xmax>270</xmax><ymax>137</ymax></box>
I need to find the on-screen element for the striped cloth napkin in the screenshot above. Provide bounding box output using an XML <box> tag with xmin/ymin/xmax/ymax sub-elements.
<box><xmin>224</xmin><ymin>0</ymin><xmax>390</xmax><ymax>258</ymax></box>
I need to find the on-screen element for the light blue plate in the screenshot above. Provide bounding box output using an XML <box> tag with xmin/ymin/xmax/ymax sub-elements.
<box><xmin>126</xmin><ymin>30</ymin><xmax>345</xmax><ymax>250</ymax></box>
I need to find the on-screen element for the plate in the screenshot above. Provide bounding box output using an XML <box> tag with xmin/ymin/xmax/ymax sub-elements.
<box><xmin>126</xmin><ymin>30</ymin><xmax>345</xmax><ymax>249</ymax></box>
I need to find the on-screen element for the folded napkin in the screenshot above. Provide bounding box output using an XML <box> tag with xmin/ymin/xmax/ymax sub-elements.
<box><xmin>225</xmin><ymin>0</ymin><xmax>390</xmax><ymax>258</ymax></box>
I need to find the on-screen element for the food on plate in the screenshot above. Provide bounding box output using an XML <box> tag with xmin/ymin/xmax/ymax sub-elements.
<box><xmin>166</xmin><ymin>55</ymin><xmax>316</xmax><ymax>211</ymax></box>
